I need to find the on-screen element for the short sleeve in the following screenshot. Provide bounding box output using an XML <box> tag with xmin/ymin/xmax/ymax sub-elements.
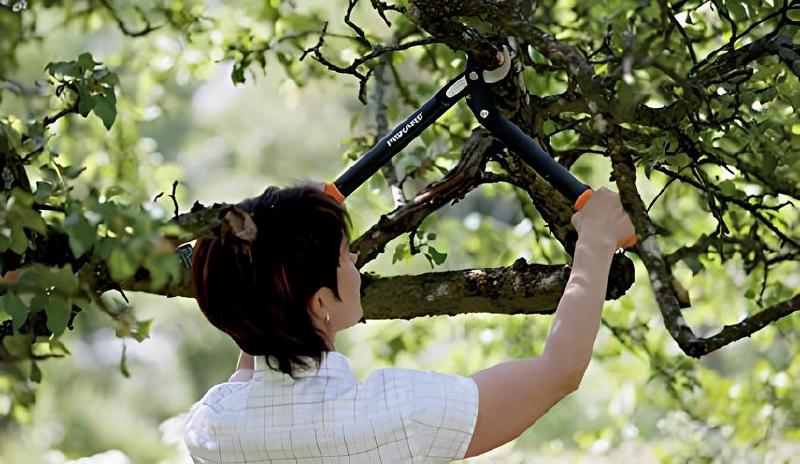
<box><xmin>405</xmin><ymin>370</ymin><xmax>479</xmax><ymax>462</ymax></box>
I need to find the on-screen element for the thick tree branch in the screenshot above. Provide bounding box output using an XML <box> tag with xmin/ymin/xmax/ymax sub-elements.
<box><xmin>608</xmin><ymin>122</ymin><xmax>702</xmax><ymax>354</ymax></box>
<box><xmin>361</xmin><ymin>254</ymin><xmax>636</xmax><ymax>319</ymax></box>
<box><xmin>115</xmin><ymin>253</ymin><xmax>635</xmax><ymax>322</ymax></box>
<box><xmin>404</xmin><ymin>1</ymin><xmax>501</xmax><ymax>66</ymax></box>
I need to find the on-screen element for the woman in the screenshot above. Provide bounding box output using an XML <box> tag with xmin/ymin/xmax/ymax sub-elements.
<box><xmin>182</xmin><ymin>183</ymin><xmax>635</xmax><ymax>463</ymax></box>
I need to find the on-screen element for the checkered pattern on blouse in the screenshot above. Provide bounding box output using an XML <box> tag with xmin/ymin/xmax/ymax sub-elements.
<box><xmin>183</xmin><ymin>351</ymin><xmax>479</xmax><ymax>463</ymax></box>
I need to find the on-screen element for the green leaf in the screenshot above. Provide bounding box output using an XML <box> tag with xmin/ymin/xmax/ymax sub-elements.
<box><xmin>143</xmin><ymin>255</ymin><xmax>169</xmax><ymax>290</ymax></box>
<box><xmin>684</xmin><ymin>256</ymin><xmax>704</xmax><ymax>276</ymax></box>
<box><xmin>723</xmin><ymin>0</ymin><xmax>748</xmax><ymax>21</ymax></box>
<box><xmin>13</xmin><ymin>206</ymin><xmax>46</xmax><ymax>235</ymax></box>
<box><xmin>76</xmin><ymin>82</ymin><xmax>95</xmax><ymax>117</ymax></box>
<box><xmin>33</xmin><ymin>181</ymin><xmax>53</xmax><ymax>203</ymax></box>
<box><xmin>64</xmin><ymin>211</ymin><xmax>96</xmax><ymax>257</ymax></box>
<box><xmin>93</xmin><ymin>87</ymin><xmax>117</xmax><ymax>130</ymax></box>
<box><xmin>46</xmin><ymin>61</ymin><xmax>81</xmax><ymax>78</ymax></box>
<box><xmin>718</xmin><ymin>179</ymin><xmax>737</xmax><ymax>197</ymax></box>
<box><xmin>93</xmin><ymin>68</ymin><xmax>119</xmax><ymax>85</ymax></box>
<box><xmin>61</xmin><ymin>164</ymin><xmax>86</xmax><ymax>179</ymax></box>
<box><xmin>0</xmin><ymin>291</ymin><xmax>29</xmax><ymax>330</ymax></box>
<box><xmin>52</xmin><ymin>264</ymin><xmax>79</xmax><ymax>294</ymax></box>
<box><xmin>1</xmin><ymin>121</ymin><xmax>22</xmax><ymax>151</ymax></box>
<box><xmin>77</xmin><ymin>52</ymin><xmax>97</xmax><ymax>71</ymax></box>
<box><xmin>644</xmin><ymin>158</ymin><xmax>659</xmax><ymax>179</ymax></box>
<box><xmin>131</xmin><ymin>319</ymin><xmax>153</xmax><ymax>342</ymax></box>
<box><xmin>44</xmin><ymin>294</ymin><xmax>71</xmax><ymax>338</ymax></box>
<box><xmin>2</xmin><ymin>332</ymin><xmax>33</xmax><ymax>357</ymax></box>
<box><xmin>48</xmin><ymin>338</ymin><xmax>71</xmax><ymax>355</ymax></box>
<box><xmin>392</xmin><ymin>243</ymin><xmax>407</xmax><ymax>264</ymax></box>
<box><xmin>759</xmin><ymin>87</ymin><xmax>778</xmax><ymax>104</ymax></box>
<box><xmin>529</xmin><ymin>48</ymin><xmax>548</xmax><ymax>64</ymax></box>
<box><xmin>72</xmin><ymin>296</ymin><xmax>91</xmax><ymax>312</ymax></box>
<box><xmin>426</xmin><ymin>246</ymin><xmax>447</xmax><ymax>265</ymax></box>
<box><xmin>109</xmin><ymin>247</ymin><xmax>137</xmax><ymax>281</ymax></box>
<box><xmin>104</xmin><ymin>185</ymin><xmax>126</xmax><ymax>199</ymax></box>
<box><xmin>29</xmin><ymin>361</ymin><xmax>42</xmax><ymax>383</ymax></box>
<box><xmin>8</xmin><ymin>226</ymin><xmax>28</xmax><ymax>254</ymax></box>
<box><xmin>18</xmin><ymin>264</ymin><xmax>79</xmax><ymax>295</ymax></box>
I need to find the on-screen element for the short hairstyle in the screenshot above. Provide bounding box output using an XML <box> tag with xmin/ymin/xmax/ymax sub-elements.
<box><xmin>191</xmin><ymin>184</ymin><xmax>351</xmax><ymax>379</ymax></box>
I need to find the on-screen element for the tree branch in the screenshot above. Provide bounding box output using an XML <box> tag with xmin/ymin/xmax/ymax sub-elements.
<box><xmin>684</xmin><ymin>293</ymin><xmax>800</xmax><ymax>355</ymax></box>
<box><xmin>360</xmin><ymin>254</ymin><xmax>635</xmax><ymax>319</ymax></box>
<box><xmin>608</xmin><ymin>122</ymin><xmax>702</xmax><ymax>354</ymax></box>
<box><xmin>98</xmin><ymin>0</ymin><xmax>162</xmax><ymax>37</ymax></box>
<box><xmin>351</xmin><ymin>129</ymin><xmax>498</xmax><ymax>267</ymax></box>
<box><xmin>116</xmin><ymin>253</ymin><xmax>635</xmax><ymax>322</ymax></box>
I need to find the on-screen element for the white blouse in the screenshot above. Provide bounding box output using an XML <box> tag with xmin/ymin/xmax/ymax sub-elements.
<box><xmin>182</xmin><ymin>351</ymin><xmax>479</xmax><ymax>463</ymax></box>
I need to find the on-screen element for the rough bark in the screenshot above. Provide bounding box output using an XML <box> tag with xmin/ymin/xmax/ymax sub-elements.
<box><xmin>119</xmin><ymin>253</ymin><xmax>635</xmax><ymax>321</ymax></box>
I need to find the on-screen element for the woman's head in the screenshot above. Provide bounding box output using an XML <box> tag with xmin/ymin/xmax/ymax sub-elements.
<box><xmin>191</xmin><ymin>184</ymin><xmax>363</xmax><ymax>378</ymax></box>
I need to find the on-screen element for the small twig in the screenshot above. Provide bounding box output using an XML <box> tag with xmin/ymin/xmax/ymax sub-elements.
<box><xmin>98</xmin><ymin>0</ymin><xmax>162</xmax><ymax>37</ymax></box>
<box><xmin>168</xmin><ymin>180</ymin><xmax>180</xmax><ymax>218</ymax></box>
<box><xmin>408</xmin><ymin>224</ymin><xmax>421</xmax><ymax>255</ymax></box>
<box><xmin>0</xmin><ymin>79</ymin><xmax>49</xmax><ymax>97</ymax></box>
<box><xmin>654</xmin><ymin>166</ymin><xmax>800</xmax><ymax>250</ymax></box>
<box><xmin>690</xmin><ymin>163</ymin><xmax>730</xmax><ymax>237</ymax></box>
<box><xmin>42</xmin><ymin>101</ymin><xmax>79</xmax><ymax>128</ymax></box>
<box><xmin>711</xmin><ymin>0</ymin><xmax>738</xmax><ymax>48</ymax></box>
<box><xmin>660</xmin><ymin>0</ymin><xmax>698</xmax><ymax>65</ymax></box>
<box><xmin>370</xmin><ymin>0</ymin><xmax>404</xmax><ymax>26</ymax></box>
<box><xmin>345</xmin><ymin>0</ymin><xmax>371</xmax><ymax>48</ymax></box>
<box><xmin>153</xmin><ymin>180</ymin><xmax>180</xmax><ymax>218</ymax></box>
<box><xmin>300</xmin><ymin>21</ymin><xmax>436</xmax><ymax>103</ymax></box>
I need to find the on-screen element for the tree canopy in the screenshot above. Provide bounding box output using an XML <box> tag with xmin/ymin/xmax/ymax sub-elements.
<box><xmin>0</xmin><ymin>0</ymin><xmax>799</xmax><ymax>462</ymax></box>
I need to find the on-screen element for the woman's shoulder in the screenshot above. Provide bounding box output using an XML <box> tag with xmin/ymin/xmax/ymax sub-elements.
<box><xmin>364</xmin><ymin>365</ymin><xmax>473</xmax><ymax>384</ymax></box>
<box><xmin>360</xmin><ymin>366</ymin><xmax>477</xmax><ymax>404</ymax></box>
<box><xmin>195</xmin><ymin>380</ymin><xmax>254</xmax><ymax>413</ymax></box>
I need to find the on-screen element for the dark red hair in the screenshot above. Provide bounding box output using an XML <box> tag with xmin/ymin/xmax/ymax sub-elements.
<box><xmin>192</xmin><ymin>185</ymin><xmax>351</xmax><ymax>378</ymax></box>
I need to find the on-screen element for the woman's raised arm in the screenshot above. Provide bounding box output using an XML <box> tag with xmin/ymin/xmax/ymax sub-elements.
<box><xmin>465</xmin><ymin>188</ymin><xmax>634</xmax><ymax>458</ymax></box>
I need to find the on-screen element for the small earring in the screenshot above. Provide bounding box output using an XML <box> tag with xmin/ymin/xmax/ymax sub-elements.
<box><xmin>325</xmin><ymin>313</ymin><xmax>331</xmax><ymax>323</ymax></box>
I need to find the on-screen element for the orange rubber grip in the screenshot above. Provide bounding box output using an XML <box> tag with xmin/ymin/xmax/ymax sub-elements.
<box><xmin>573</xmin><ymin>189</ymin><xmax>638</xmax><ymax>249</ymax></box>
<box><xmin>574</xmin><ymin>189</ymin><xmax>593</xmax><ymax>212</ymax></box>
<box><xmin>323</xmin><ymin>182</ymin><xmax>346</xmax><ymax>204</ymax></box>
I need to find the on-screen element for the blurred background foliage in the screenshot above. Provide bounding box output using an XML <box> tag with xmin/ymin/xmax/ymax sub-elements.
<box><xmin>0</xmin><ymin>0</ymin><xmax>798</xmax><ymax>463</ymax></box>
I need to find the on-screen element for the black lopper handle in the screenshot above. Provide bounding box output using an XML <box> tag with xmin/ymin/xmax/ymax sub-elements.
<box><xmin>464</xmin><ymin>66</ymin><xmax>636</xmax><ymax>248</ymax></box>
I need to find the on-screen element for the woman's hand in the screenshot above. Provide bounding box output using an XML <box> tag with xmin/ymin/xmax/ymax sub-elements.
<box><xmin>570</xmin><ymin>187</ymin><xmax>636</xmax><ymax>249</ymax></box>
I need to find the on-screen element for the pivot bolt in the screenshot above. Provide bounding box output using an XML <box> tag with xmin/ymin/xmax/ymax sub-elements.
<box><xmin>479</xmin><ymin>109</ymin><xmax>489</xmax><ymax>118</ymax></box>
<box><xmin>468</xmin><ymin>71</ymin><xmax>479</xmax><ymax>80</ymax></box>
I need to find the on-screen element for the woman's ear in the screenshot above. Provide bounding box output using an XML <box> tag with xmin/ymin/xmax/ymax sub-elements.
<box><xmin>307</xmin><ymin>287</ymin><xmax>336</xmax><ymax>323</ymax></box>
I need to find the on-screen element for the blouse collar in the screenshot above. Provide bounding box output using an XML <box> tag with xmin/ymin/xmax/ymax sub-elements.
<box><xmin>253</xmin><ymin>351</ymin><xmax>353</xmax><ymax>381</ymax></box>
